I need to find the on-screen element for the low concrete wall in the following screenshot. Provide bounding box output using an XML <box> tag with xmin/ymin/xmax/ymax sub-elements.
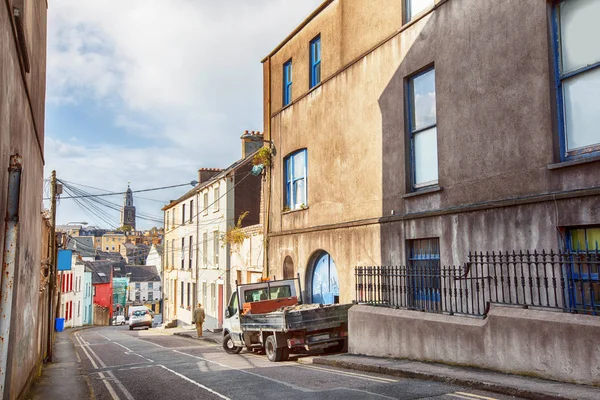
<box><xmin>349</xmin><ymin>304</ymin><xmax>600</xmax><ymax>385</ymax></box>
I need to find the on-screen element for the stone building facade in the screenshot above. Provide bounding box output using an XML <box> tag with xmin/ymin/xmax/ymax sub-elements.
<box><xmin>261</xmin><ymin>0</ymin><xmax>600</xmax><ymax>304</ymax></box>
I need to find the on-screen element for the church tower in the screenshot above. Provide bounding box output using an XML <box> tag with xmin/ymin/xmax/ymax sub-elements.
<box><xmin>120</xmin><ymin>184</ymin><xmax>136</xmax><ymax>231</ymax></box>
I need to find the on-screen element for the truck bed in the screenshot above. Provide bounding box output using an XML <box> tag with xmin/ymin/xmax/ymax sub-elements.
<box><xmin>240</xmin><ymin>303</ymin><xmax>352</xmax><ymax>333</ymax></box>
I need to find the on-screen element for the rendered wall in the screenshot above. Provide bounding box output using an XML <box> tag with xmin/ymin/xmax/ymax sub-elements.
<box><xmin>349</xmin><ymin>304</ymin><xmax>600</xmax><ymax>385</ymax></box>
<box><xmin>0</xmin><ymin>0</ymin><xmax>48</xmax><ymax>398</ymax></box>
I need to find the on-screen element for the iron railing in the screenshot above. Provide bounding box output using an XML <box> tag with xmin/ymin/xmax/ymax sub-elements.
<box><xmin>355</xmin><ymin>249</ymin><xmax>600</xmax><ymax>317</ymax></box>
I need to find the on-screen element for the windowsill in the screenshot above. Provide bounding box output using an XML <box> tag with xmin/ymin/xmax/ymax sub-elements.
<box><xmin>282</xmin><ymin>206</ymin><xmax>309</xmax><ymax>215</ymax></box>
<box><xmin>401</xmin><ymin>186</ymin><xmax>443</xmax><ymax>199</ymax></box>
<box><xmin>548</xmin><ymin>154</ymin><xmax>600</xmax><ymax>170</ymax></box>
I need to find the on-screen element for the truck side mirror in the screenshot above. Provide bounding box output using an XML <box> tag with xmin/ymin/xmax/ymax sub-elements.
<box><xmin>225</xmin><ymin>309</ymin><xmax>230</xmax><ymax>318</ymax></box>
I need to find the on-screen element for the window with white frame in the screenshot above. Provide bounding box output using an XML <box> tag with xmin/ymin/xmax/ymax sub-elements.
<box><xmin>213</xmin><ymin>187</ymin><xmax>220</xmax><ymax>211</ymax></box>
<box><xmin>203</xmin><ymin>192</ymin><xmax>209</xmax><ymax>215</ymax></box>
<box><xmin>181</xmin><ymin>237</ymin><xmax>185</xmax><ymax>269</ymax></box>
<box><xmin>407</xmin><ymin>67</ymin><xmax>438</xmax><ymax>189</ymax></box>
<box><xmin>190</xmin><ymin>200</ymin><xmax>194</xmax><ymax>223</ymax></box>
<box><xmin>555</xmin><ymin>0</ymin><xmax>600</xmax><ymax>159</ymax></box>
<box><xmin>213</xmin><ymin>231</ymin><xmax>219</xmax><ymax>267</ymax></box>
<box><xmin>182</xmin><ymin>204</ymin><xmax>186</xmax><ymax>225</ymax></box>
<box><xmin>189</xmin><ymin>236</ymin><xmax>193</xmax><ymax>269</ymax></box>
<box><xmin>284</xmin><ymin>149</ymin><xmax>307</xmax><ymax>210</ymax></box>
<box><xmin>202</xmin><ymin>232</ymin><xmax>208</xmax><ymax>266</ymax></box>
<box><xmin>166</xmin><ymin>211</ymin><xmax>170</xmax><ymax>230</ymax></box>
<box><xmin>405</xmin><ymin>0</ymin><xmax>434</xmax><ymax>23</ymax></box>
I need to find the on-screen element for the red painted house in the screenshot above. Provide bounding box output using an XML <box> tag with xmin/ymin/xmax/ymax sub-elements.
<box><xmin>86</xmin><ymin>261</ymin><xmax>114</xmax><ymax>324</ymax></box>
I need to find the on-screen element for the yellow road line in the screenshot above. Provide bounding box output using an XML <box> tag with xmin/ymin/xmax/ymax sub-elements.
<box><xmin>454</xmin><ymin>392</ymin><xmax>498</xmax><ymax>400</ymax></box>
<box><xmin>295</xmin><ymin>364</ymin><xmax>398</xmax><ymax>383</ymax></box>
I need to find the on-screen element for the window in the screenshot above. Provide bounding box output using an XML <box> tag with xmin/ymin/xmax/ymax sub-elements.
<box><xmin>135</xmin><ymin>282</ymin><xmax>141</xmax><ymax>289</ymax></box>
<box><xmin>192</xmin><ymin>283</ymin><xmax>197</xmax><ymax>307</ymax></box>
<box><xmin>181</xmin><ymin>237</ymin><xmax>185</xmax><ymax>269</ymax></box>
<box><xmin>284</xmin><ymin>149</ymin><xmax>308</xmax><ymax>210</ymax></box>
<box><xmin>182</xmin><ymin>204</ymin><xmax>186</xmax><ymax>225</ymax></box>
<box><xmin>148</xmin><ymin>292</ymin><xmax>154</xmax><ymax>301</ymax></box>
<box><xmin>566</xmin><ymin>227</ymin><xmax>600</xmax><ymax>312</ymax></box>
<box><xmin>555</xmin><ymin>0</ymin><xmax>600</xmax><ymax>159</ymax></box>
<box><xmin>407</xmin><ymin>67</ymin><xmax>438</xmax><ymax>189</ymax></box>
<box><xmin>165</xmin><ymin>241</ymin><xmax>169</xmax><ymax>268</ymax></box>
<box><xmin>171</xmin><ymin>239</ymin><xmax>175</xmax><ymax>266</ymax></box>
<box><xmin>213</xmin><ymin>231</ymin><xmax>219</xmax><ymax>267</ymax></box>
<box><xmin>189</xmin><ymin>236</ymin><xmax>193</xmax><ymax>269</ymax></box>
<box><xmin>203</xmin><ymin>193</ymin><xmax>209</xmax><ymax>215</ymax></box>
<box><xmin>213</xmin><ymin>187</ymin><xmax>219</xmax><ymax>211</ymax></box>
<box><xmin>148</xmin><ymin>282</ymin><xmax>153</xmax><ymax>290</ymax></box>
<box><xmin>181</xmin><ymin>281</ymin><xmax>184</xmax><ymax>306</ymax></box>
<box><xmin>203</xmin><ymin>232</ymin><xmax>208</xmax><ymax>266</ymax></box>
<box><xmin>187</xmin><ymin>282</ymin><xmax>191</xmax><ymax>307</ymax></box>
<box><xmin>190</xmin><ymin>200</ymin><xmax>194</xmax><ymax>223</ymax></box>
<box><xmin>166</xmin><ymin>211</ymin><xmax>170</xmax><ymax>230</ymax></box>
<box><xmin>283</xmin><ymin>60</ymin><xmax>292</xmax><ymax>106</ymax></box>
<box><xmin>202</xmin><ymin>282</ymin><xmax>207</xmax><ymax>308</ymax></box>
<box><xmin>310</xmin><ymin>35</ymin><xmax>321</xmax><ymax>88</ymax></box>
<box><xmin>407</xmin><ymin>238</ymin><xmax>441</xmax><ymax>309</ymax></box>
<box><xmin>405</xmin><ymin>0</ymin><xmax>434</xmax><ymax>23</ymax></box>
<box><xmin>211</xmin><ymin>283</ymin><xmax>216</xmax><ymax>312</ymax></box>
<box><xmin>135</xmin><ymin>292</ymin><xmax>140</xmax><ymax>302</ymax></box>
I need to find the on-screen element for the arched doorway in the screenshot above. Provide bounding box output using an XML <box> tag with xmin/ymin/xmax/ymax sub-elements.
<box><xmin>283</xmin><ymin>256</ymin><xmax>294</xmax><ymax>279</ymax></box>
<box><xmin>311</xmin><ymin>252</ymin><xmax>339</xmax><ymax>304</ymax></box>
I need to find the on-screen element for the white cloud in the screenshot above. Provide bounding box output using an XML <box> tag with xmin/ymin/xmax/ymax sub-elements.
<box><xmin>45</xmin><ymin>0</ymin><xmax>323</xmax><ymax>229</ymax></box>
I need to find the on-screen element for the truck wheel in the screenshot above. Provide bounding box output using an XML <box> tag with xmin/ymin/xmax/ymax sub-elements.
<box><xmin>223</xmin><ymin>334</ymin><xmax>242</xmax><ymax>354</ymax></box>
<box><xmin>265</xmin><ymin>336</ymin><xmax>284</xmax><ymax>362</ymax></box>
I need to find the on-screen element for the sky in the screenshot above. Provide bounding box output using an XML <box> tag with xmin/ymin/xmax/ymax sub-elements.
<box><xmin>44</xmin><ymin>0</ymin><xmax>323</xmax><ymax>230</ymax></box>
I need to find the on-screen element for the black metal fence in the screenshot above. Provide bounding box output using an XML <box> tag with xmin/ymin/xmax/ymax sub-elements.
<box><xmin>355</xmin><ymin>249</ymin><xmax>600</xmax><ymax>317</ymax></box>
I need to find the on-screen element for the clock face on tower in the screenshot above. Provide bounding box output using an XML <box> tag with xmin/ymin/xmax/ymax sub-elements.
<box><xmin>127</xmin><ymin>211</ymin><xmax>133</xmax><ymax>222</ymax></box>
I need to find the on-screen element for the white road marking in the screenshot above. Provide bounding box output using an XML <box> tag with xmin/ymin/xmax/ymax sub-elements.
<box><xmin>98</xmin><ymin>372</ymin><xmax>121</xmax><ymax>400</ymax></box>
<box><xmin>157</xmin><ymin>364</ymin><xmax>231</xmax><ymax>400</ymax></box>
<box><xmin>96</xmin><ymin>332</ymin><xmax>113</xmax><ymax>341</ymax></box>
<box><xmin>74</xmin><ymin>333</ymin><xmax>99</xmax><ymax>369</ymax></box>
<box><xmin>453</xmin><ymin>392</ymin><xmax>498</xmax><ymax>400</ymax></box>
<box><xmin>113</xmin><ymin>342</ymin><xmax>132</xmax><ymax>352</ymax></box>
<box><xmin>76</xmin><ymin>332</ymin><xmax>136</xmax><ymax>400</ymax></box>
<box><xmin>172</xmin><ymin>350</ymin><xmax>312</xmax><ymax>392</ymax></box>
<box><xmin>106</xmin><ymin>370</ymin><xmax>136</xmax><ymax>400</ymax></box>
<box><xmin>75</xmin><ymin>348</ymin><xmax>82</xmax><ymax>363</ymax></box>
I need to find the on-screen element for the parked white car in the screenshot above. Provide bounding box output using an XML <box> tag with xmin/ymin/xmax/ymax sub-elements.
<box><xmin>129</xmin><ymin>310</ymin><xmax>152</xmax><ymax>330</ymax></box>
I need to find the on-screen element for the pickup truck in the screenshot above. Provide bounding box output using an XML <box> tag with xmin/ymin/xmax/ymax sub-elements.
<box><xmin>222</xmin><ymin>277</ymin><xmax>351</xmax><ymax>362</ymax></box>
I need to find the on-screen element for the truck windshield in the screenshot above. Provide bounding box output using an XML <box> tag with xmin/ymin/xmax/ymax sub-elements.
<box><xmin>243</xmin><ymin>285</ymin><xmax>292</xmax><ymax>303</ymax></box>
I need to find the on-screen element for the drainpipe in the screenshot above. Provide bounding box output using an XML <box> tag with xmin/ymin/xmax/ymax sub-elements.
<box><xmin>264</xmin><ymin>56</ymin><xmax>272</xmax><ymax>278</ymax></box>
<box><xmin>46</xmin><ymin>170</ymin><xmax>57</xmax><ymax>362</ymax></box>
<box><xmin>0</xmin><ymin>155</ymin><xmax>23</xmax><ymax>397</ymax></box>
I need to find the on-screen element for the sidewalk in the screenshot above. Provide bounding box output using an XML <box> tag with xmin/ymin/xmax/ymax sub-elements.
<box><xmin>166</xmin><ymin>326</ymin><xmax>222</xmax><ymax>344</ymax></box>
<box><xmin>26</xmin><ymin>329</ymin><xmax>92</xmax><ymax>400</ymax></box>
<box><xmin>309</xmin><ymin>353</ymin><xmax>600</xmax><ymax>400</ymax></box>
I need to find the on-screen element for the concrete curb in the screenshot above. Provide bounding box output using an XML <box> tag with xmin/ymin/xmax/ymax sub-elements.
<box><xmin>312</xmin><ymin>357</ymin><xmax>597</xmax><ymax>400</ymax></box>
<box><xmin>172</xmin><ymin>331</ymin><xmax>220</xmax><ymax>345</ymax></box>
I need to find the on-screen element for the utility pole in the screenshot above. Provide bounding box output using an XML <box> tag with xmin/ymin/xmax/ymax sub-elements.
<box><xmin>47</xmin><ymin>170</ymin><xmax>57</xmax><ymax>361</ymax></box>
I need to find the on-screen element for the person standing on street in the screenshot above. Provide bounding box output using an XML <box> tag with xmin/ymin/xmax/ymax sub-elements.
<box><xmin>192</xmin><ymin>303</ymin><xmax>205</xmax><ymax>337</ymax></box>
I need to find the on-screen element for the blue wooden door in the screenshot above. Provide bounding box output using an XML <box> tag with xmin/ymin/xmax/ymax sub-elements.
<box><xmin>311</xmin><ymin>253</ymin><xmax>339</xmax><ymax>304</ymax></box>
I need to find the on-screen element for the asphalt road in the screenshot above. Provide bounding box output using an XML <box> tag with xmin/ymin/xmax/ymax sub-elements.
<box><xmin>74</xmin><ymin>326</ymin><xmax>523</xmax><ymax>400</ymax></box>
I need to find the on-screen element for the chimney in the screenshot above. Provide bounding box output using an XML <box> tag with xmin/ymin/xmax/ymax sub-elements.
<box><xmin>197</xmin><ymin>168</ymin><xmax>222</xmax><ymax>184</ymax></box>
<box><xmin>242</xmin><ymin>130</ymin><xmax>264</xmax><ymax>159</ymax></box>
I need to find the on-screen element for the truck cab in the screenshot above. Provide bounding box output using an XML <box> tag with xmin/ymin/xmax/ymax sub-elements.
<box><xmin>222</xmin><ymin>278</ymin><xmax>300</xmax><ymax>350</ymax></box>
